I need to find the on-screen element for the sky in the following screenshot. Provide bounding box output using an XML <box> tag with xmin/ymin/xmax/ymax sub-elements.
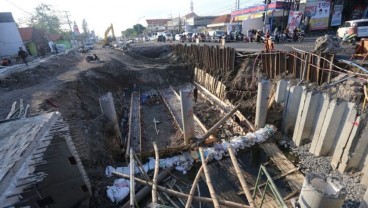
<box><xmin>0</xmin><ymin>0</ymin><xmax>261</xmax><ymax>36</ymax></box>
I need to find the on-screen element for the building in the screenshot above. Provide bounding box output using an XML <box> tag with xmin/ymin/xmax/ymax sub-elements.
<box><xmin>146</xmin><ymin>19</ymin><xmax>171</xmax><ymax>33</ymax></box>
<box><xmin>0</xmin><ymin>12</ymin><xmax>25</xmax><ymax>58</ymax></box>
<box><xmin>167</xmin><ymin>17</ymin><xmax>183</xmax><ymax>33</ymax></box>
<box><xmin>207</xmin><ymin>14</ymin><xmax>241</xmax><ymax>34</ymax></box>
<box><xmin>0</xmin><ymin>112</ymin><xmax>91</xmax><ymax>207</ymax></box>
<box><xmin>18</xmin><ymin>27</ymin><xmax>50</xmax><ymax>56</ymax></box>
<box><xmin>184</xmin><ymin>12</ymin><xmax>216</xmax><ymax>32</ymax></box>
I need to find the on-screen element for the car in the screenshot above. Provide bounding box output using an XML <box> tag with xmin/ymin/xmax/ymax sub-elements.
<box><xmin>84</xmin><ymin>43</ymin><xmax>94</xmax><ymax>50</ymax></box>
<box><xmin>166</xmin><ymin>33</ymin><xmax>174</xmax><ymax>41</ymax></box>
<box><xmin>157</xmin><ymin>35</ymin><xmax>166</xmax><ymax>42</ymax></box>
<box><xmin>209</xmin><ymin>31</ymin><xmax>226</xmax><ymax>42</ymax></box>
<box><xmin>337</xmin><ymin>19</ymin><xmax>368</xmax><ymax>38</ymax></box>
<box><xmin>175</xmin><ymin>34</ymin><xmax>182</xmax><ymax>41</ymax></box>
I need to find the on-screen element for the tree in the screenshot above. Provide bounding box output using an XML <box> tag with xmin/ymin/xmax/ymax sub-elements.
<box><xmin>82</xmin><ymin>19</ymin><xmax>89</xmax><ymax>37</ymax></box>
<box><xmin>122</xmin><ymin>28</ymin><xmax>137</xmax><ymax>38</ymax></box>
<box><xmin>28</xmin><ymin>4</ymin><xmax>62</xmax><ymax>34</ymax></box>
<box><xmin>133</xmin><ymin>24</ymin><xmax>145</xmax><ymax>35</ymax></box>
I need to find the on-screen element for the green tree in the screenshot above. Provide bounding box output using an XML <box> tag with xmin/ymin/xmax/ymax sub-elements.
<box><xmin>28</xmin><ymin>4</ymin><xmax>62</xmax><ymax>34</ymax></box>
<box><xmin>133</xmin><ymin>24</ymin><xmax>145</xmax><ymax>35</ymax></box>
<box><xmin>122</xmin><ymin>28</ymin><xmax>137</xmax><ymax>38</ymax></box>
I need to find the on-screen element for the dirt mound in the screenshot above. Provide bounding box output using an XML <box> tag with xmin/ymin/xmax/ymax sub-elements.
<box><xmin>130</xmin><ymin>44</ymin><xmax>171</xmax><ymax>58</ymax></box>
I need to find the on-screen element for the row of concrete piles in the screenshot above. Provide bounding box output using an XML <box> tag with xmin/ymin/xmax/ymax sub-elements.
<box><xmin>267</xmin><ymin>79</ymin><xmax>368</xmax><ymax>184</ymax></box>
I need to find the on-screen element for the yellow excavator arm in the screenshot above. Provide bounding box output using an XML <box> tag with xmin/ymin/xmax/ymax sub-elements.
<box><xmin>104</xmin><ymin>24</ymin><xmax>116</xmax><ymax>46</ymax></box>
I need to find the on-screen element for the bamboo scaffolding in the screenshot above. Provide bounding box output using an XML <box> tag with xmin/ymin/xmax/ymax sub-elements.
<box><xmin>112</xmin><ymin>172</ymin><xmax>250</xmax><ymax>208</ymax></box>
<box><xmin>152</xmin><ymin>142</ymin><xmax>159</xmax><ymax>204</ymax></box>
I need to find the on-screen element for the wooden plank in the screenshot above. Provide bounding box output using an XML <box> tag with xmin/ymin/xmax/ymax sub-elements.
<box><xmin>260</xmin><ymin>143</ymin><xmax>304</xmax><ymax>192</ymax></box>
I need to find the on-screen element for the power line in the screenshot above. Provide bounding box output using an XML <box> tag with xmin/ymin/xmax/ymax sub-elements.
<box><xmin>4</xmin><ymin>0</ymin><xmax>33</xmax><ymax>16</ymax></box>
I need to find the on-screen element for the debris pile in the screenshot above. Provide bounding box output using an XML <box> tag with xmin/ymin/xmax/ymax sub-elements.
<box><xmin>314</xmin><ymin>35</ymin><xmax>342</xmax><ymax>54</ymax></box>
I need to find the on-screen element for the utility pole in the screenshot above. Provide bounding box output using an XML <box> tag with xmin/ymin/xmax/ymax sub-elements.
<box><xmin>263</xmin><ymin>0</ymin><xmax>271</xmax><ymax>33</ymax></box>
<box><xmin>64</xmin><ymin>11</ymin><xmax>75</xmax><ymax>48</ymax></box>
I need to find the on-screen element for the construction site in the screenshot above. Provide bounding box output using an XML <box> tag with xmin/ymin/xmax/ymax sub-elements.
<box><xmin>1</xmin><ymin>42</ymin><xmax>368</xmax><ymax>208</ymax></box>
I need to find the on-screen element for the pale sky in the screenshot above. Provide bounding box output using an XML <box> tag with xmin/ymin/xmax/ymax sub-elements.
<box><xmin>0</xmin><ymin>0</ymin><xmax>261</xmax><ymax>36</ymax></box>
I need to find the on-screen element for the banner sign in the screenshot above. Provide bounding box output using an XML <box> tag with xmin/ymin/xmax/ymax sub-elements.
<box><xmin>331</xmin><ymin>5</ymin><xmax>343</xmax><ymax>26</ymax></box>
<box><xmin>308</xmin><ymin>0</ymin><xmax>331</xmax><ymax>30</ymax></box>
<box><xmin>287</xmin><ymin>11</ymin><xmax>304</xmax><ymax>31</ymax></box>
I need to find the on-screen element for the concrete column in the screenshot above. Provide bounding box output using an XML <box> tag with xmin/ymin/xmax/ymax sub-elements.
<box><xmin>275</xmin><ymin>79</ymin><xmax>288</xmax><ymax>103</ymax></box>
<box><xmin>255</xmin><ymin>80</ymin><xmax>270</xmax><ymax>129</ymax></box>
<box><xmin>309</xmin><ymin>94</ymin><xmax>330</xmax><ymax>154</ymax></box>
<box><xmin>99</xmin><ymin>92</ymin><xmax>122</xmax><ymax>141</ymax></box>
<box><xmin>298</xmin><ymin>173</ymin><xmax>346</xmax><ymax>208</ymax></box>
<box><xmin>342</xmin><ymin>121</ymin><xmax>368</xmax><ymax>172</ymax></box>
<box><xmin>331</xmin><ymin>102</ymin><xmax>357</xmax><ymax>169</ymax></box>
<box><xmin>180</xmin><ymin>90</ymin><xmax>195</xmax><ymax>145</ymax></box>
<box><xmin>282</xmin><ymin>85</ymin><xmax>305</xmax><ymax>135</ymax></box>
<box><xmin>337</xmin><ymin>116</ymin><xmax>363</xmax><ymax>172</ymax></box>
<box><xmin>310</xmin><ymin>100</ymin><xmax>347</xmax><ymax>156</ymax></box>
<box><xmin>293</xmin><ymin>92</ymin><xmax>324</xmax><ymax>146</ymax></box>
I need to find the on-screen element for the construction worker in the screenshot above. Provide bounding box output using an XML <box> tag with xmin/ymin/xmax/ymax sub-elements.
<box><xmin>18</xmin><ymin>47</ymin><xmax>28</xmax><ymax>66</ymax></box>
<box><xmin>264</xmin><ymin>34</ymin><xmax>274</xmax><ymax>51</ymax></box>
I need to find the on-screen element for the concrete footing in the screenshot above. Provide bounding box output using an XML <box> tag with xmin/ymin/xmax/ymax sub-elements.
<box><xmin>255</xmin><ymin>80</ymin><xmax>270</xmax><ymax>129</ymax></box>
<box><xmin>282</xmin><ymin>85</ymin><xmax>305</xmax><ymax>135</ymax></box>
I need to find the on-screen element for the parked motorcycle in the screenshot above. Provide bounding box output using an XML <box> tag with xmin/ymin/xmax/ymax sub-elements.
<box><xmin>86</xmin><ymin>54</ymin><xmax>100</xmax><ymax>63</ymax></box>
<box><xmin>341</xmin><ymin>32</ymin><xmax>357</xmax><ymax>45</ymax></box>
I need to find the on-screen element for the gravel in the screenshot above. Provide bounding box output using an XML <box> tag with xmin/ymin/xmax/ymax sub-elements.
<box><xmin>278</xmin><ymin>138</ymin><xmax>366</xmax><ymax>208</ymax></box>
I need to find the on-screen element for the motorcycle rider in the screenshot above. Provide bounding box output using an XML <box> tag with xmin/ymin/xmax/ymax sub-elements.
<box><xmin>273</xmin><ymin>28</ymin><xmax>280</xmax><ymax>43</ymax></box>
<box><xmin>344</xmin><ymin>23</ymin><xmax>358</xmax><ymax>45</ymax></box>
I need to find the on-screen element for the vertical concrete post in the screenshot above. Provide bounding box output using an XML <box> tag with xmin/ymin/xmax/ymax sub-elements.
<box><xmin>180</xmin><ymin>90</ymin><xmax>195</xmax><ymax>145</ymax></box>
<box><xmin>282</xmin><ymin>85</ymin><xmax>305</xmax><ymax>135</ymax></box>
<box><xmin>99</xmin><ymin>92</ymin><xmax>122</xmax><ymax>142</ymax></box>
<box><xmin>255</xmin><ymin>80</ymin><xmax>270</xmax><ymax>129</ymax></box>
<box><xmin>293</xmin><ymin>92</ymin><xmax>323</xmax><ymax>146</ymax></box>
<box><xmin>331</xmin><ymin>102</ymin><xmax>357</xmax><ymax>169</ymax></box>
<box><xmin>275</xmin><ymin>79</ymin><xmax>288</xmax><ymax>103</ymax></box>
<box><xmin>310</xmin><ymin>100</ymin><xmax>347</xmax><ymax>156</ymax></box>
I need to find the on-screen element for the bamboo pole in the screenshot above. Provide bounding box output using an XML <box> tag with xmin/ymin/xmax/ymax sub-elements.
<box><xmin>199</xmin><ymin>104</ymin><xmax>240</xmax><ymax>143</ymax></box>
<box><xmin>227</xmin><ymin>146</ymin><xmax>255</xmax><ymax>207</ymax></box>
<box><xmin>112</xmin><ymin>171</ymin><xmax>250</xmax><ymax>208</ymax></box>
<box><xmin>129</xmin><ymin>148</ymin><xmax>135</xmax><ymax>207</ymax></box>
<box><xmin>162</xmin><ymin>192</ymin><xmax>180</xmax><ymax>208</ymax></box>
<box><xmin>152</xmin><ymin>142</ymin><xmax>159</xmax><ymax>204</ymax></box>
<box><xmin>185</xmin><ymin>158</ymin><xmax>209</xmax><ymax>208</ymax></box>
<box><xmin>199</xmin><ymin>147</ymin><xmax>220</xmax><ymax>208</ymax></box>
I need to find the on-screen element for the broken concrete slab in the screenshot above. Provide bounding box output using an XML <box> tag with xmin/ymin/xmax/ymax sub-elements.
<box><xmin>282</xmin><ymin>85</ymin><xmax>305</xmax><ymax>135</ymax></box>
<box><xmin>293</xmin><ymin>92</ymin><xmax>324</xmax><ymax>146</ymax></box>
<box><xmin>275</xmin><ymin>79</ymin><xmax>288</xmax><ymax>103</ymax></box>
<box><xmin>331</xmin><ymin>102</ymin><xmax>357</xmax><ymax>169</ymax></box>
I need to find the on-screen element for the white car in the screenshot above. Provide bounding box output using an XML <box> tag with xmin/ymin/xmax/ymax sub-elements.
<box><xmin>175</xmin><ymin>34</ymin><xmax>182</xmax><ymax>41</ymax></box>
<box><xmin>337</xmin><ymin>19</ymin><xmax>368</xmax><ymax>38</ymax></box>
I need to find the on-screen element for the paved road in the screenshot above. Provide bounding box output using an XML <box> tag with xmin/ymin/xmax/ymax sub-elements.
<box><xmin>187</xmin><ymin>36</ymin><xmax>318</xmax><ymax>52</ymax></box>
